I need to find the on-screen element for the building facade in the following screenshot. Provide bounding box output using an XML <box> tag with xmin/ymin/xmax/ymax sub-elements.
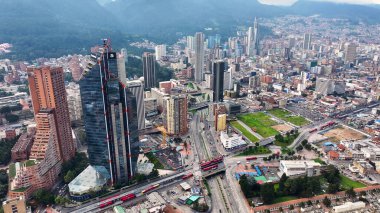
<box><xmin>194</xmin><ymin>32</ymin><xmax>205</xmax><ymax>83</ymax></box>
<box><xmin>79</xmin><ymin>40</ymin><xmax>139</xmax><ymax>184</ymax></box>
<box><xmin>142</xmin><ymin>52</ymin><xmax>156</xmax><ymax>90</ymax></box>
<box><xmin>66</xmin><ymin>82</ymin><xmax>82</xmax><ymax>122</ymax></box>
<box><xmin>126</xmin><ymin>80</ymin><xmax>145</xmax><ymax>130</ymax></box>
<box><xmin>27</xmin><ymin>66</ymin><xmax>75</xmax><ymax>162</ymax></box>
<box><xmin>212</xmin><ymin>61</ymin><xmax>225</xmax><ymax>103</ymax></box>
<box><xmin>163</xmin><ymin>95</ymin><xmax>188</xmax><ymax>136</ymax></box>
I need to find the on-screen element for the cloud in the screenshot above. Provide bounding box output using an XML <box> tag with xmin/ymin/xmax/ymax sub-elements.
<box><xmin>258</xmin><ymin>0</ymin><xmax>380</xmax><ymax>6</ymax></box>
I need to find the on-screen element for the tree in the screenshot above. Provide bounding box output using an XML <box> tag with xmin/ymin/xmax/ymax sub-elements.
<box><xmin>327</xmin><ymin>183</ymin><xmax>340</xmax><ymax>194</ymax></box>
<box><xmin>260</xmin><ymin>183</ymin><xmax>275</xmax><ymax>204</ymax></box>
<box><xmin>307</xmin><ymin>200</ymin><xmax>313</xmax><ymax>206</ymax></box>
<box><xmin>301</xmin><ymin>139</ymin><xmax>308</xmax><ymax>146</ymax></box>
<box><xmin>296</xmin><ymin>145</ymin><xmax>303</xmax><ymax>151</ymax></box>
<box><xmin>0</xmin><ymin>106</ymin><xmax>11</xmax><ymax>114</ymax></box>
<box><xmin>279</xmin><ymin>207</ymin><xmax>283</xmax><ymax>212</ymax></box>
<box><xmin>346</xmin><ymin>187</ymin><xmax>356</xmax><ymax>199</ymax></box>
<box><xmin>5</xmin><ymin>113</ymin><xmax>19</xmax><ymax>123</ymax></box>
<box><xmin>55</xmin><ymin>196</ymin><xmax>69</xmax><ymax>205</ymax></box>
<box><xmin>33</xmin><ymin>189</ymin><xmax>55</xmax><ymax>205</ymax></box>
<box><xmin>289</xmin><ymin>205</ymin><xmax>294</xmax><ymax>210</ymax></box>
<box><xmin>64</xmin><ymin>170</ymin><xmax>76</xmax><ymax>183</ymax></box>
<box><xmin>300</xmin><ymin>202</ymin><xmax>305</xmax><ymax>208</ymax></box>
<box><xmin>278</xmin><ymin>173</ymin><xmax>288</xmax><ymax>193</ymax></box>
<box><xmin>323</xmin><ymin>196</ymin><xmax>331</xmax><ymax>207</ymax></box>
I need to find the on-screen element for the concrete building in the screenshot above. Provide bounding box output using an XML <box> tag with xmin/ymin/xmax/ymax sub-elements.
<box><xmin>0</xmin><ymin>92</ymin><xmax>28</xmax><ymax>108</ymax></box>
<box><xmin>279</xmin><ymin>160</ymin><xmax>322</xmax><ymax>177</ymax></box>
<box><xmin>249</xmin><ymin>75</ymin><xmax>261</xmax><ymax>91</ymax></box>
<box><xmin>247</xmin><ymin>17</ymin><xmax>260</xmax><ymax>56</ymax></box>
<box><xmin>186</xmin><ymin>36</ymin><xmax>194</xmax><ymax>50</ymax></box>
<box><xmin>163</xmin><ymin>95</ymin><xmax>188</xmax><ymax>136</ymax></box>
<box><xmin>150</xmin><ymin>88</ymin><xmax>170</xmax><ymax>111</ymax></box>
<box><xmin>126</xmin><ymin>80</ymin><xmax>145</xmax><ymax>130</ymax></box>
<box><xmin>66</xmin><ymin>82</ymin><xmax>82</xmax><ymax>122</ymax></box>
<box><xmin>220</xmin><ymin>131</ymin><xmax>247</xmax><ymax>150</ymax></box>
<box><xmin>303</xmin><ymin>33</ymin><xmax>312</xmax><ymax>50</ymax></box>
<box><xmin>333</xmin><ymin>201</ymin><xmax>365</xmax><ymax>213</ymax></box>
<box><xmin>194</xmin><ymin>32</ymin><xmax>205</xmax><ymax>83</ymax></box>
<box><xmin>144</xmin><ymin>98</ymin><xmax>158</xmax><ymax>117</ymax></box>
<box><xmin>216</xmin><ymin>114</ymin><xmax>227</xmax><ymax>131</ymax></box>
<box><xmin>155</xmin><ymin>45</ymin><xmax>167</xmax><ymax>61</ymax></box>
<box><xmin>28</xmin><ymin>66</ymin><xmax>75</xmax><ymax>162</ymax></box>
<box><xmin>142</xmin><ymin>52</ymin><xmax>156</xmax><ymax>90</ymax></box>
<box><xmin>344</xmin><ymin>43</ymin><xmax>357</xmax><ymax>64</ymax></box>
<box><xmin>316</xmin><ymin>77</ymin><xmax>335</xmax><ymax>95</ymax></box>
<box><xmin>2</xmin><ymin>196</ymin><xmax>30</xmax><ymax>213</ymax></box>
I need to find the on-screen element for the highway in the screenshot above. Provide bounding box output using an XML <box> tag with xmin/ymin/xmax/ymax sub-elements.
<box><xmin>67</xmin><ymin>171</ymin><xmax>188</xmax><ymax>213</ymax></box>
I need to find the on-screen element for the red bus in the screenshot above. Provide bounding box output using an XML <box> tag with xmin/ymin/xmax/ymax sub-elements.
<box><xmin>202</xmin><ymin>165</ymin><xmax>218</xmax><ymax>171</ymax></box>
<box><xmin>246</xmin><ymin>157</ymin><xmax>257</xmax><ymax>161</ymax></box>
<box><xmin>120</xmin><ymin>193</ymin><xmax>136</xmax><ymax>202</ymax></box>
<box><xmin>141</xmin><ymin>184</ymin><xmax>160</xmax><ymax>194</ymax></box>
<box><xmin>182</xmin><ymin>173</ymin><xmax>194</xmax><ymax>180</ymax></box>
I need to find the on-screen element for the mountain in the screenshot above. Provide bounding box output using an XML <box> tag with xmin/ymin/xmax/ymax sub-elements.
<box><xmin>1</xmin><ymin>0</ymin><xmax>380</xmax><ymax>60</ymax></box>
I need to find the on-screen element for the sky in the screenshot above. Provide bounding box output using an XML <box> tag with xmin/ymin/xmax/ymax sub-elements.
<box><xmin>258</xmin><ymin>0</ymin><xmax>380</xmax><ymax>6</ymax></box>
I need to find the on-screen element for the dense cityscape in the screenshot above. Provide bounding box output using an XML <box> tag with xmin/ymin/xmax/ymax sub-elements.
<box><xmin>1</xmin><ymin>2</ymin><xmax>380</xmax><ymax>213</ymax></box>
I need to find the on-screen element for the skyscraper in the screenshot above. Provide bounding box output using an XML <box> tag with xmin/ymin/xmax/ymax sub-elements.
<box><xmin>303</xmin><ymin>33</ymin><xmax>312</xmax><ymax>50</ymax></box>
<box><xmin>344</xmin><ymin>43</ymin><xmax>357</xmax><ymax>64</ymax></box>
<box><xmin>79</xmin><ymin>40</ymin><xmax>139</xmax><ymax>184</ymax></box>
<box><xmin>163</xmin><ymin>95</ymin><xmax>188</xmax><ymax>136</ymax></box>
<box><xmin>142</xmin><ymin>52</ymin><xmax>156</xmax><ymax>90</ymax></box>
<box><xmin>155</xmin><ymin>45</ymin><xmax>167</xmax><ymax>61</ymax></box>
<box><xmin>186</xmin><ymin>36</ymin><xmax>194</xmax><ymax>50</ymax></box>
<box><xmin>126</xmin><ymin>80</ymin><xmax>145</xmax><ymax>130</ymax></box>
<box><xmin>212</xmin><ymin>61</ymin><xmax>225</xmax><ymax>103</ymax></box>
<box><xmin>27</xmin><ymin>66</ymin><xmax>75</xmax><ymax>162</ymax></box>
<box><xmin>247</xmin><ymin>17</ymin><xmax>260</xmax><ymax>56</ymax></box>
<box><xmin>194</xmin><ymin>32</ymin><xmax>205</xmax><ymax>83</ymax></box>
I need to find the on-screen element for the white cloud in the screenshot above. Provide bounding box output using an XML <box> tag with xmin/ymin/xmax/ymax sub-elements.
<box><xmin>258</xmin><ymin>0</ymin><xmax>380</xmax><ymax>6</ymax></box>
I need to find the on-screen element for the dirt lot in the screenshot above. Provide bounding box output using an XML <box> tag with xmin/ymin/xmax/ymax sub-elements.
<box><xmin>323</xmin><ymin>126</ymin><xmax>366</xmax><ymax>141</ymax></box>
<box><xmin>272</xmin><ymin>124</ymin><xmax>293</xmax><ymax>133</ymax></box>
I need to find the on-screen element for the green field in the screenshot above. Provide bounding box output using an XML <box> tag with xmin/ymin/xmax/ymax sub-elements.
<box><xmin>268</xmin><ymin>109</ymin><xmax>310</xmax><ymax>126</ymax></box>
<box><xmin>237</xmin><ymin>146</ymin><xmax>271</xmax><ymax>156</ymax></box>
<box><xmin>230</xmin><ymin>121</ymin><xmax>259</xmax><ymax>143</ymax></box>
<box><xmin>273</xmin><ymin>196</ymin><xmax>298</xmax><ymax>204</ymax></box>
<box><xmin>237</xmin><ymin>113</ymin><xmax>279</xmax><ymax>138</ymax></box>
<box><xmin>339</xmin><ymin>175</ymin><xmax>366</xmax><ymax>189</ymax></box>
<box><xmin>313</xmin><ymin>158</ymin><xmax>327</xmax><ymax>165</ymax></box>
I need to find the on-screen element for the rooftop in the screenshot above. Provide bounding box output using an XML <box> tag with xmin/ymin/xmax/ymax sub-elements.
<box><xmin>68</xmin><ymin>165</ymin><xmax>110</xmax><ymax>195</ymax></box>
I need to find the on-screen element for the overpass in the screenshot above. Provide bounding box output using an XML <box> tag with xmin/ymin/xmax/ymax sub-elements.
<box><xmin>202</xmin><ymin>167</ymin><xmax>226</xmax><ymax>178</ymax></box>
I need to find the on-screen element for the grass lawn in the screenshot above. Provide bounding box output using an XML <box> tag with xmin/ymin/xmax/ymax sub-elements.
<box><xmin>339</xmin><ymin>174</ymin><xmax>366</xmax><ymax>189</ymax></box>
<box><xmin>268</xmin><ymin>108</ymin><xmax>310</xmax><ymax>126</ymax></box>
<box><xmin>187</xmin><ymin>83</ymin><xmax>195</xmax><ymax>89</ymax></box>
<box><xmin>313</xmin><ymin>158</ymin><xmax>327</xmax><ymax>165</ymax></box>
<box><xmin>273</xmin><ymin>196</ymin><xmax>298</xmax><ymax>204</ymax></box>
<box><xmin>9</xmin><ymin>163</ymin><xmax>16</xmax><ymax>178</ymax></box>
<box><xmin>237</xmin><ymin>112</ymin><xmax>279</xmax><ymax>138</ymax></box>
<box><xmin>230</xmin><ymin>121</ymin><xmax>259</xmax><ymax>142</ymax></box>
<box><xmin>145</xmin><ymin>152</ymin><xmax>165</xmax><ymax>169</ymax></box>
<box><xmin>237</xmin><ymin>146</ymin><xmax>271</xmax><ymax>156</ymax></box>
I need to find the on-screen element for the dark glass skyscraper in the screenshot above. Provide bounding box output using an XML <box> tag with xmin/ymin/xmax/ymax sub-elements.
<box><xmin>212</xmin><ymin>60</ymin><xmax>225</xmax><ymax>103</ymax></box>
<box><xmin>79</xmin><ymin>40</ymin><xmax>139</xmax><ymax>184</ymax></box>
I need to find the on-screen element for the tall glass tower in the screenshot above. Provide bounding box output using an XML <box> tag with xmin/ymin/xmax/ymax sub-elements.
<box><xmin>79</xmin><ymin>39</ymin><xmax>139</xmax><ymax>185</ymax></box>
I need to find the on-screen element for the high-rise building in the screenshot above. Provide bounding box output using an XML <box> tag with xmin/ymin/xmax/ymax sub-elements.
<box><xmin>303</xmin><ymin>33</ymin><xmax>312</xmax><ymax>50</ymax></box>
<box><xmin>186</xmin><ymin>36</ymin><xmax>194</xmax><ymax>50</ymax></box>
<box><xmin>344</xmin><ymin>43</ymin><xmax>357</xmax><ymax>64</ymax></box>
<box><xmin>27</xmin><ymin>66</ymin><xmax>75</xmax><ymax>162</ymax></box>
<box><xmin>194</xmin><ymin>32</ymin><xmax>205</xmax><ymax>83</ymax></box>
<box><xmin>66</xmin><ymin>82</ymin><xmax>82</xmax><ymax>121</ymax></box>
<box><xmin>126</xmin><ymin>80</ymin><xmax>145</xmax><ymax>130</ymax></box>
<box><xmin>212</xmin><ymin>61</ymin><xmax>225</xmax><ymax>103</ymax></box>
<box><xmin>142</xmin><ymin>52</ymin><xmax>156</xmax><ymax>90</ymax></box>
<box><xmin>249</xmin><ymin>75</ymin><xmax>261</xmax><ymax>91</ymax></box>
<box><xmin>247</xmin><ymin>17</ymin><xmax>260</xmax><ymax>56</ymax></box>
<box><xmin>163</xmin><ymin>95</ymin><xmax>188</xmax><ymax>136</ymax></box>
<box><xmin>155</xmin><ymin>45</ymin><xmax>167</xmax><ymax>61</ymax></box>
<box><xmin>79</xmin><ymin>40</ymin><xmax>139</xmax><ymax>184</ymax></box>
<box><xmin>2</xmin><ymin>196</ymin><xmax>29</xmax><ymax>213</ymax></box>
<box><xmin>288</xmin><ymin>37</ymin><xmax>296</xmax><ymax>49</ymax></box>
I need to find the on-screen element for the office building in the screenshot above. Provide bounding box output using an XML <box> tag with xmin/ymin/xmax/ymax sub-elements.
<box><xmin>66</xmin><ymin>82</ymin><xmax>82</xmax><ymax>122</ymax></box>
<box><xmin>224</xmin><ymin>70</ymin><xmax>233</xmax><ymax>90</ymax></box>
<box><xmin>186</xmin><ymin>36</ymin><xmax>194</xmax><ymax>50</ymax></box>
<box><xmin>216</xmin><ymin>114</ymin><xmax>227</xmax><ymax>131</ymax></box>
<box><xmin>194</xmin><ymin>32</ymin><xmax>205</xmax><ymax>83</ymax></box>
<box><xmin>303</xmin><ymin>33</ymin><xmax>312</xmax><ymax>50</ymax></box>
<box><xmin>27</xmin><ymin>66</ymin><xmax>75</xmax><ymax>162</ymax></box>
<box><xmin>163</xmin><ymin>95</ymin><xmax>188</xmax><ymax>136</ymax></box>
<box><xmin>279</xmin><ymin>160</ymin><xmax>321</xmax><ymax>177</ymax></box>
<box><xmin>247</xmin><ymin>17</ymin><xmax>260</xmax><ymax>56</ymax></box>
<box><xmin>316</xmin><ymin>77</ymin><xmax>335</xmax><ymax>95</ymax></box>
<box><xmin>79</xmin><ymin>40</ymin><xmax>139</xmax><ymax>184</ymax></box>
<box><xmin>249</xmin><ymin>75</ymin><xmax>261</xmax><ymax>91</ymax></box>
<box><xmin>126</xmin><ymin>80</ymin><xmax>145</xmax><ymax>130</ymax></box>
<box><xmin>155</xmin><ymin>45</ymin><xmax>167</xmax><ymax>61</ymax></box>
<box><xmin>212</xmin><ymin>61</ymin><xmax>225</xmax><ymax>103</ymax></box>
<box><xmin>344</xmin><ymin>43</ymin><xmax>357</xmax><ymax>64</ymax></box>
<box><xmin>288</xmin><ymin>37</ymin><xmax>296</xmax><ymax>49</ymax></box>
<box><xmin>142</xmin><ymin>52</ymin><xmax>156</xmax><ymax>90</ymax></box>
<box><xmin>220</xmin><ymin>131</ymin><xmax>247</xmax><ymax>151</ymax></box>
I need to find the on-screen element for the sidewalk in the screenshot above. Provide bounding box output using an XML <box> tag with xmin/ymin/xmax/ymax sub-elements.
<box><xmin>237</xmin><ymin>120</ymin><xmax>264</xmax><ymax>140</ymax></box>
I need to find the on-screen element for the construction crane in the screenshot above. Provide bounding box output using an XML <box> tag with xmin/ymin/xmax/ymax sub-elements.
<box><xmin>156</xmin><ymin>126</ymin><xmax>168</xmax><ymax>148</ymax></box>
